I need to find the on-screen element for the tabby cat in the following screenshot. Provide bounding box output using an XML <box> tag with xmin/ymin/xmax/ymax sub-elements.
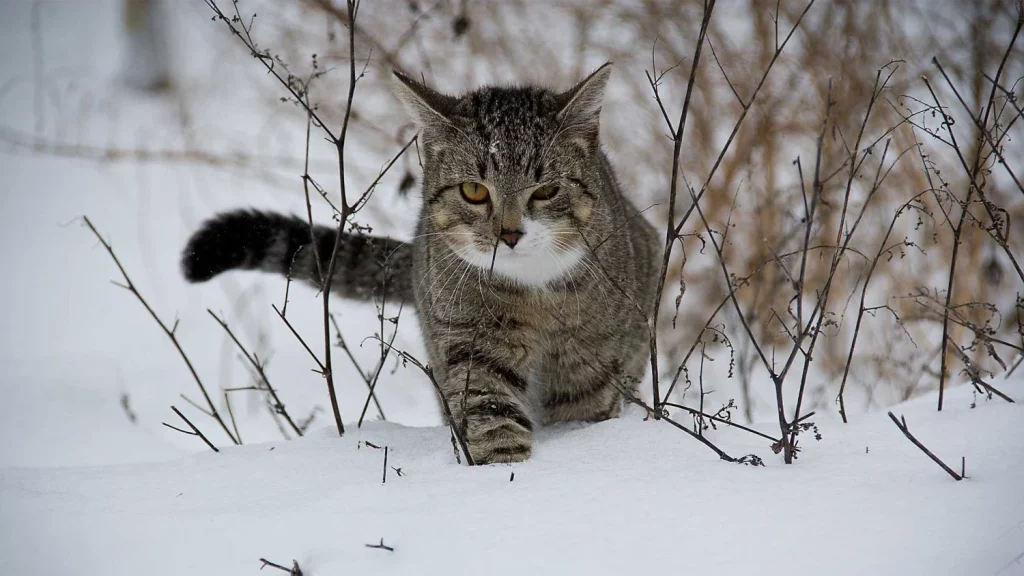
<box><xmin>182</xmin><ymin>63</ymin><xmax>660</xmax><ymax>463</ymax></box>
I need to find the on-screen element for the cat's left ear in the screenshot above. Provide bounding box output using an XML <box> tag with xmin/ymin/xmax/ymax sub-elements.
<box><xmin>554</xmin><ymin>62</ymin><xmax>613</xmax><ymax>135</ymax></box>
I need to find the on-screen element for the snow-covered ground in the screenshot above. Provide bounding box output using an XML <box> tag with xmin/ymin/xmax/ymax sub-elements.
<box><xmin>1</xmin><ymin>2</ymin><xmax>1022</xmax><ymax>575</ymax></box>
<box><xmin>3</xmin><ymin>382</ymin><xmax>1023</xmax><ymax>575</ymax></box>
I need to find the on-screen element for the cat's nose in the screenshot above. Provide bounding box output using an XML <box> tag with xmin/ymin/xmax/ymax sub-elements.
<box><xmin>499</xmin><ymin>229</ymin><xmax>523</xmax><ymax>248</ymax></box>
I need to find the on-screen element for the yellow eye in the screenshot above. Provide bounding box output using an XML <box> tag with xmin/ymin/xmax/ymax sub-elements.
<box><xmin>460</xmin><ymin>182</ymin><xmax>490</xmax><ymax>204</ymax></box>
<box><xmin>531</xmin><ymin>185</ymin><xmax>560</xmax><ymax>201</ymax></box>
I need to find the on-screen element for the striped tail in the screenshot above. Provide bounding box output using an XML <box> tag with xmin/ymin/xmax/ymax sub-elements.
<box><xmin>181</xmin><ymin>210</ymin><xmax>414</xmax><ymax>304</ymax></box>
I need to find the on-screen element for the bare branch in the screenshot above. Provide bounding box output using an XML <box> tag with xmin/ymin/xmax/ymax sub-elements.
<box><xmin>208</xmin><ymin>309</ymin><xmax>304</xmax><ymax>437</ymax></box>
<box><xmin>887</xmin><ymin>412</ymin><xmax>963</xmax><ymax>481</ymax></box>
<box><xmin>163</xmin><ymin>406</ymin><xmax>220</xmax><ymax>453</ymax></box>
<box><xmin>82</xmin><ymin>216</ymin><xmax>238</xmax><ymax>445</ymax></box>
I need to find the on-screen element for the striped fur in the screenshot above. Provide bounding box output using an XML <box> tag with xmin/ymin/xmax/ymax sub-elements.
<box><xmin>182</xmin><ymin>64</ymin><xmax>660</xmax><ymax>464</ymax></box>
<box><xmin>182</xmin><ymin>210</ymin><xmax>412</xmax><ymax>304</ymax></box>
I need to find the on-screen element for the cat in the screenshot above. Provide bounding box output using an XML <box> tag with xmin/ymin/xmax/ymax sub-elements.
<box><xmin>181</xmin><ymin>63</ymin><xmax>661</xmax><ymax>463</ymax></box>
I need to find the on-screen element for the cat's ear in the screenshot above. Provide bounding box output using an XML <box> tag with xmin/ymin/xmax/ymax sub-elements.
<box><xmin>392</xmin><ymin>70</ymin><xmax>457</xmax><ymax>131</ymax></box>
<box><xmin>554</xmin><ymin>62</ymin><xmax>613</xmax><ymax>133</ymax></box>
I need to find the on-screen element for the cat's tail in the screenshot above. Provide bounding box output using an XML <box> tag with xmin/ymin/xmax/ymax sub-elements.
<box><xmin>181</xmin><ymin>210</ymin><xmax>414</xmax><ymax>305</ymax></box>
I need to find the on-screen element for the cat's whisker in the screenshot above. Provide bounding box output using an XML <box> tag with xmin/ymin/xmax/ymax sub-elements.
<box><xmin>422</xmin><ymin>260</ymin><xmax>464</xmax><ymax>301</ymax></box>
<box><xmin>550</xmin><ymin>236</ymin><xmax>606</xmax><ymax>297</ymax></box>
<box><xmin>428</xmin><ymin>246</ymin><xmax>474</xmax><ymax>298</ymax></box>
<box><xmin>573</xmin><ymin>250</ymin><xmax>610</xmax><ymax>295</ymax></box>
<box><xmin>417</xmin><ymin>248</ymin><xmax>468</xmax><ymax>294</ymax></box>
<box><xmin>555</xmin><ymin>246</ymin><xmax>588</xmax><ymax>310</ymax></box>
<box><xmin>443</xmin><ymin>256</ymin><xmax>477</xmax><ymax>342</ymax></box>
<box><xmin>578</xmin><ymin>258</ymin><xmax>608</xmax><ymax>298</ymax></box>
<box><xmin>423</xmin><ymin>244</ymin><xmax>479</xmax><ymax>302</ymax></box>
<box><xmin>385</xmin><ymin>231</ymin><xmax>474</xmax><ymax>261</ymax></box>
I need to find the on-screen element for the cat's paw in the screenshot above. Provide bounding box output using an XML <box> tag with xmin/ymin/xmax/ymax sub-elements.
<box><xmin>467</xmin><ymin>424</ymin><xmax>533</xmax><ymax>464</ymax></box>
<box><xmin>473</xmin><ymin>445</ymin><xmax>532</xmax><ymax>465</ymax></box>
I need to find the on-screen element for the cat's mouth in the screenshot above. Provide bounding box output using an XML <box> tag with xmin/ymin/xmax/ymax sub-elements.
<box><xmin>463</xmin><ymin>242</ymin><xmax>539</xmax><ymax>268</ymax></box>
<box><xmin>480</xmin><ymin>241</ymin><xmax>534</xmax><ymax>256</ymax></box>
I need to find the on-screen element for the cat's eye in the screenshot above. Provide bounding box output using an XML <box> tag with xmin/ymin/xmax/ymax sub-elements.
<box><xmin>460</xmin><ymin>182</ymin><xmax>490</xmax><ymax>204</ymax></box>
<box><xmin>531</xmin><ymin>185</ymin><xmax>560</xmax><ymax>201</ymax></box>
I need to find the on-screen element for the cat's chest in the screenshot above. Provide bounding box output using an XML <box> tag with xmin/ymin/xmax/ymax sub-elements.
<box><xmin>482</xmin><ymin>285</ymin><xmax>595</xmax><ymax>333</ymax></box>
<box><xmin>420</xmin><ymin>267</ymin><xmax>604</xmax><ymax>334</ymax></box>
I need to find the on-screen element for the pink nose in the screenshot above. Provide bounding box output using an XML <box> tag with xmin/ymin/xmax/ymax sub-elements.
<box><xmin>500</xmin><ymin>230</ymin><xmax>523</xmax><ymax>248</ymax></box>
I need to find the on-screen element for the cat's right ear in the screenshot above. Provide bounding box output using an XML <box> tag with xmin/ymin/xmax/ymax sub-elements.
<box><xmin>392</xmin><ymin>70</ymin><xmax>457</xmax><ymax>131</ymax></box>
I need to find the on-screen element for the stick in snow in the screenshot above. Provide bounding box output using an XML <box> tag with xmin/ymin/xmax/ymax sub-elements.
<box><xmin>887</xmin><ymin>412</ymin><xmax>964</xmax><ymax>481</ymax></box>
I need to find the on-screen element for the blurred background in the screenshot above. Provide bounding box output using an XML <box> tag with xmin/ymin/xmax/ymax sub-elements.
<box><xmin>1</xmin><ymin>0</ymin><xmax>1020</xmax><ymax>467</ymax></box>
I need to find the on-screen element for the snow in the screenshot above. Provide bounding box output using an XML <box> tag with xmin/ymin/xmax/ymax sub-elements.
<box><xmin>1</xmin><ymin>2</ymin><xmax>1023</xmax><ymax>575</ymax></box>
<box><xmin>2</xmin><ymin>382</ymin><xmax>1023</xmax><ymax>575</ymax></box>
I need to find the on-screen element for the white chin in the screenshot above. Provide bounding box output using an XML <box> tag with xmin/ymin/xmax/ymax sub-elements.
<box><xmin>461</xmin><ymin>245</ymin><xmax>584</xmax><ymax>288</ymax></box>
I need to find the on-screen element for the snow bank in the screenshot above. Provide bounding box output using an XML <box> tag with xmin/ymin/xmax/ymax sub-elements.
<box><xmin>2</xmin><ymin>381</ymin><xmax>1022</xmax><ymax>575</ymax></box>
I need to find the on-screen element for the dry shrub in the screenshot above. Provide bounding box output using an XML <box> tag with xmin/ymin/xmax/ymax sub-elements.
<box><xmin>252</xmin><ymin>0</ymin><xmax>1021</xmax><ymax>422</ymax></box>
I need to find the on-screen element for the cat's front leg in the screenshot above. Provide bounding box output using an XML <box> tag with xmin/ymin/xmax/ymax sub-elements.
<box><xmin>441</xmin><ymin>340</ymin><xmax>534</xmax><ymax>464</ymax></box>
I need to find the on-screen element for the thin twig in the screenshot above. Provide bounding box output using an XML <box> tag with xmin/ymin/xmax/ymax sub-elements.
<box><xmin>614</xmin><ymin>383</ymin><xmax>738</xmax><ymax>463</ymax></box>
<box><xmin>925</xmin><ymin>63</ymin><xmax>1024</xmax><ymax>284</ymax></box>
<box><xmin>838</xmin><ymin>192</ymin><xmax>931</xmax><ymax>421</ymax></box>
<box><xmin>224</xmin><ymin>391</ymin><xmax>242</xmax><ymax>445</ymax></box>
<box><xmin>163</xmin><ymin>406</ymin><xmax>220</xmax><ymax>453</ymax></box>
<box><xmin>330</xmin><ymin>314</ymin><xmax>386</xmax><ymax>419</ymax></box>
<box><xmin>887</xmin><ymin>412</ymin><xmax>963</xmax><ymax>481</ymax></box>
<box><xmin>661</xmin><ymin>402</ymin><xmax>780</xmax><ymax>444</ymax></box>
<box><xmin>314</xmin><ymin>0</ymin><xmax>366</xmax><ymax>437</ymax></box>
<box><xmin>365</xmin><ymin>538</ymin><xmax>395</xmax><ymax>552</ymax></box>
<box><xmin>922</xmin><ymin>18</ymin><xmax>1023</xmax><ymax>410</ymax></box>
<box><xmin>272</xmin><ymin>304</ymin><xmax>326</xmax><ymax>372</ymax></box>
<box><xmin>944</xmin><ymin>336</ymin><xmax>1016</xmax><ymax>404</ymax></box>
<box><xmin>259</xmin><ymin>558</ymin><xmax>304</xmax><ymax>576</ymax></box>
<box><xmin>671</xmin><ymin>0</ymin><xmax>817</xmax><ymax>238</ymax></box>
<box><xmin>372</xmin><ymin>338</ymin><xmax>474</xmax><ymax>466</ymax></box>
<box><xmin>82</xmin><ymin>216</ymin><xmax>239</xmax><ymax>445</ymax></box>
<box><xmin>208</xmin><ymin>310</ymin><xmax>304</xmax><ymax>437</ymax></box>
<box><xmin>204</xmin><ymin>0</ymin><xmax>356</xmax><ymax>437</ymax></box>
<box><xmin>648</xmin><ymin>0</ymin><xmax>717</xmax><ymax>410</ymax></box>
<box><xmin>205</xmin><ymin>0</ymin><xmax>337</xmax><ymax>140</ymax></box>
<box><xmin>358</xmin><ymin>303</ymin><xmax>404</xmax><ymax>427</ymax></box>
<box><xmin>649</xmin><ymin>2</ymin><xmax>816</xmax><ymax>453</ymax></box>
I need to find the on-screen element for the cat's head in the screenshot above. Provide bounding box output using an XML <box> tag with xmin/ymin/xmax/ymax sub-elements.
<box><xmin>393</xmin><ymin>64</ymin><xmax>613</xmax><ymax>287</ymax></box>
